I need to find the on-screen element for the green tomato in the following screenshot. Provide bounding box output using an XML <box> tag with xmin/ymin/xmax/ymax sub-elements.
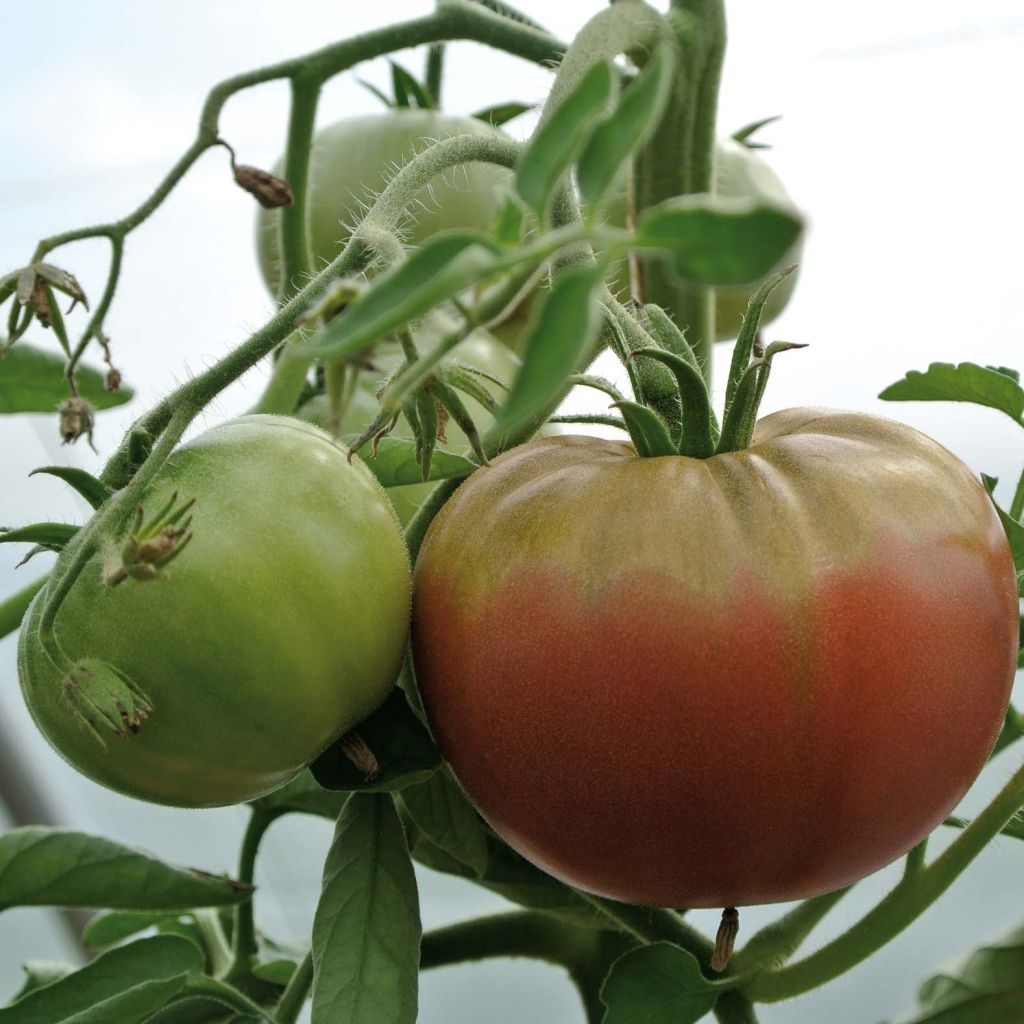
<box><xmin>256</xmin><ymin>109</ymin><xmax>512</xmax><ymax>298</ymax></box>
<box><xmin>18</xmin><ymin>416</ymin><xmax>411</xmax><ymax>807</ymax></box>
<box><xmin>605</xmin><ymin>137</ymin><xmax>802</xmax><ymax>341</ymax></box>
<box><xmin>299</xmin><ymin>330</ymin><xmax>520</xmax><ymax>524</ymax></box>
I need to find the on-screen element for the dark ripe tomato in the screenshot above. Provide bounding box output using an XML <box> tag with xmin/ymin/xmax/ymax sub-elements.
<box><xmin>411</xmin><ymin>411</ymin><xmax>1018</xmax><ymax>907</ymax></box>
<box><xmin>256</xmin><ymin>109</ymin><xmax>512</xmax><ymax>298</ymax></box>
<box><xmin>19</xmin><ymin>416</ymin><xmax>412</xmax><ymax>807</ymax></box>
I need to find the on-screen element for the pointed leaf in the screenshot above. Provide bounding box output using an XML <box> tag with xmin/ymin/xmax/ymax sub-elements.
<box><xmin>400</xmin><ymin>766</ymin><xmax>489</xmax><ymax>877</ymax></box>
<box><xmin>612</xmin><ymin>400</ymin><xmax>676</xmax><ymax>458</ymax></box>
<box><xmin>310</xmin><ymin>686</ymin><xmax>441</xmax><ymax>793</ymax></box>
<box><xmin>0</xmin><ymin>523</ymin><xmax>79</xmax><ymax>550</ymax></box>
<box><xmin>577</xmin><ymin>48</ymin><xmax>673</xmax><ymax>210</ymax></box>
<box><xmin>600</xmin><ymin>943</ymin><xmax>718</xmax><ymax>1024</ymax></box>
<box><xmin>981</xmin><ymin>475</ymin><xmax>1024</xmax><ymax>571</ymax></box>
<box><xmin>311</xmin><ymin>794</ymin><xmax>420</xmax><ymax>1024</ymax></box>
<box><xmin>343</xmin><ymin>433</ymin><xmax>477</xmax><ymax>487</ymax></box>
<box><xmin>516</xmin><ymin>62</ymin><xmax>615</xmax><ymax>216</ymax></box>
<box><xmin>29</xmin><ymin>466</ymin><xmax>113</xmax><ymax>510</ymax></box>
<box><xmin>0</xmin><ymin>828</ymin><xmax>251</xmax><ymax>911</ymax></box>
<box><xmin>302</xmin><ymin>232</ymin><xmax>503</xmax><ymax>360</ymax></box>
<box><xmin>355</xmin><ymin>77</ymin><xmax>394</xmax><ymax>109</ymax></box>
<box><xmin>636</xmin><ymin>195</ymin><xmax>802</xmax><ymax>285</ymax></box>
<box><xmin>731</xmin><ymin>115</ymin><xmax>782</xmax><ymax>148</ymax></box>
<box><xmin>630</xmin><ymin>348</ymin><xmax>716</xmax><ymax>457</ymax></box>
<box><xmin>0</xmin><ymin>935</ymin><xmax>203</xmax><ymax>1024</ymax></box>
<box><xmin>0</xmin><ymin>343</ymin><xmax>133</xmax><ymax>413</ymax></box>
<box><xmin>390</xmin><ymin>62</ymin><xmax>434</xmax><ymax>110</ymax></box>
<box><xmin>879</xmin><ymin>362</ymin><xmax>1024</xmax><ymax>425</ymax></box>
<box><xmin>471</xmin><ymin>101</ymin><xmax>536</xmax><ymax>127</ymax></box>
<box><xmin>492</xmin><ymin>265</ymin><xmax>604</xmax><ymax>435</ymax></box>
<box><xmin>83</xmin><ymin>910</ymin><xmax>190</xmax><ymax>950</ymax></box>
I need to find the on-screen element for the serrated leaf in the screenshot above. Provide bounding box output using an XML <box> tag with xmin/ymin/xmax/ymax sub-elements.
<box><xmin>311</xmin><ymin>794</ymin><xmax>420</xmax><ymax>1024</ymax></box>
<box><xmin>600</xmin><ymin>943</ymin><xmax>718</xmax><ymax>1024</ymax></box>
<box><xmin>343</xmin><ymin>433</ymin><xmax>477</xmax><ymax>487</ymax></box>
<box><xmin>0</xmin><ymin>935</ymin><xmax>203</xmax><ymax>1024</ymax></box>
<box><xmin>635</xmin><ymin>196</ymin><xmax>803</xmax><ymax>285</ymax></box>
<box><xmin>471</xmin><ymin>101</ymin><xmax>536</xmax><ymax>127</ymax></box>
<box><xmin>309</xmin><ymin>686</ymin><xmax>441</xmax><ymax>794</ymax></box>
<box><xmin>302</xmin><ymin>232</ymin><xmax>503</xmax><ymax>361</ymax></box>
<box><xmin>29</xmin><ymin>466</ymin><xmax>113</xmax><ymax>510</ymax></box>
<box><xmin>879</xmin><ymin>363</ymin><xmax>1024</xmax><ymax>424</ymax></box>
<box><xmin>516</xmin><ymin>61</ymin><xmax>615</xmax><ymax>216</ymax></box>
<box><xmin>613</xmin><ymin>400</ymin><xmax>676</xmax><ymax>458</ymax></box>
<box><xmin>577</xmin><ymin>48</ymin><xmax>673</xmax><ymax>210</ymax></box>
<box><xmin>893</xmin><ymin>925</ymin><xmax>1024</xmax><ymax>1023</ymax></box>
<box><xmin>82</xmin><ymin>910</ymin><xmax>190</xmax><ymax>950</ymax></box>
<box><xmin>492</xmin><ymin>264</ymin><xmax>604</xmax><ymax>435</ymax></box>
<box><xmin>400</xmin><ymin>766</ymin><xmax>489</xmax><ymax>877</ymax></box>
<box><xmin>0</xmin><ymin>522</ymin><xmax>78</xmax><ymax>551</ymax></box>
<box><xmin>0</xmin><ymin>343</ymin><xmax>132</xmax><ymax>413</ymax></box>
<box><xmin>0</xmin><ymin>829</ymin><xmax>251</xmax><ymax>911</ymax></box>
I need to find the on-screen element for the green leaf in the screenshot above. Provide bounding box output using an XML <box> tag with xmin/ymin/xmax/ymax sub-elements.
<box><xmin>303</xmin><ymin>232</ymin><xmax>503</xmax><ymax>361</ymax></box>
<box><xmin>83</xmin><ymin>910</ymin><xmax>191</xmax><ymax>950</ymax></box>
<box><xmin>0</xmin><ymin>829</ymin><xmax>252</xmax><ymax>911</ymax></box>
<box><xmin>612</xmin><ymin>400</ymin><xmax>676</xmax><ymax>458</ymax></box>
<box><xmin>390</xmin><ymin>61</ymin><xmax>434</xmax><ymax>110</ymax></box>
<box><xmin>893</xmin><ymin>924</ymin><xmax>1024</xmax><ymax>1022</ymax></box>
<box><xmin>879</xmin><ymin>363</ymin><xmax>1024</xmax><ymax>425</ymax></box>
<box><xmin>471</xmin><ymin>101</ymin><xmax>536</xmax><ymax>127</ymax></box>
<box><xmin>251</xmin><ymin>771</ymin><xmax>348</xmax><ymax>821</ymax></box>
<box><xmin>577</xmin><ymin>48</ymin><xmax>673</xmax><ymax>211</ymax></box>
<box><xmin>981</xmin><ymin>475</ymin><xmax>1024</xmax><ymax>571</ymax></box>
<box><xmin>309</xmin><ymin>686</ymin><xmax>441</xmax><ymax>794</ymax></box>
<box><xmin>400</xmin><ymin>766</ymin><xmax>489</xmax><ymax>877</ymax></box>
<box><xmin>343</xmin><ymin>433</ymin><xmax>476</xmax><ymax>487</ymax></box>
<box><xmin>0</xmin><ymin>343</ymin><xmax>132</xmax><ymax>413</ymax></box>
<box><xmin>0</xmin><ymin>523</ymin><xmax>79</xmax><ymax>552</ymax></box>
<box><xmin>0</xmin><ymin>935</ymin><xmax>203</xmax><ymax>1024</ymax></box>
<box><xmin>731</xmin><ymin>115</ymin><xmax>782</xmax><ymax>149</ymax></box>
<box><xmin>490</xmin><ymin>195</ymin><xmax>526</xmax><ymax>247</ymax></box>
<box><xmin>355</xmin><ymin>77</ymin><xmax>394</xmax><ymax>109</ymax></box>
<box><xmin>311</xmin><ymin>794</ymin><xmax>420</xmax><ymax>1024</ymax></box>
<box><xmin>635</xmin><ymin>196</ymin><xmax>803</xmax><ymax>285</ymax></box>
<box><xmin>600</xmin><ymin>943</ymin><xmax>718</xmax><ymax>1024</ymax></box>
<box><xmin>493</xmin><ymin>265</ymin><xmax>604</xmax><ymax>435</ymax></box>
<box><xmin>9</xmin><ymin>962</ymin><xmax>75</xmax><ymax>1002</ymax></box>
<box><xmin>29</xmin><ymin>466</ymin><xmax>113</xmax><ymax>510</ymax></box>
<box><xmin>251</xmin><ymin>959</ymin><xmax>298</xmax><ymax>986</ymax></box>
<box><xmin>629</xmin><ymin>347</ymin><xmax>716</xmax><ymax>457</ymax></box>
<box><xmin>516</xmin><ymin>62</ymin><xmax>615</xmax><ymax>216</ymax></box>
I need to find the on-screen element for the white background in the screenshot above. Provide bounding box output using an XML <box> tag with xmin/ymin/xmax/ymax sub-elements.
<box><xmin>1</xmin><ymin>2</ymin><xmax>1023</xmax><ymax>1021</ymax></box>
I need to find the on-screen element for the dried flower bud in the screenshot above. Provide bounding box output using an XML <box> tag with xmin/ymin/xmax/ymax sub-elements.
<box><xmin>233</xmin><ymin>165</ymin><xmax>293</xmax><ymax>209</ymax></box>
<box><xmin>58</xmin><ymin>396</ymin><xmax>96</xmax><ymax>447</ymax></box>
<box><xmin>105</xmin><ymin>367</ymin><xmax>122</xmax><ymax>391</ymax></box>
<box><xmin>29</xmin><ymin>280</ymin><xmax>52</xmax><ymax>328</ymax></box>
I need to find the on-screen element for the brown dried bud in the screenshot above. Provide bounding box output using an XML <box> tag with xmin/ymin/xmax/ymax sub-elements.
<box><xmin>58</xmin><ymin>396</ymin><xmax>96</xmax><ymax>447</ymax></box>
<box><xmin>29</xmin><ymin>280</ymin><xmax>52</xmax><ymax>327</ymax></box>
<box><xmin>711</xmin><ymin>907</ymin><xmax>740</xmax><ymax>972</ymax></box>
<box><xmin>233</xmin><ymin>165</ymin><xmax>293</xmax><ymax>209</ymax></box>
<box><xmin>105</xmin><ymin>367</ymin><xmax>122</xmax><ymax>391</ymax></box>
<box><xmin>339</xmin><ymin>730</ymin><xmax>380</xmax><ymax>781</ymax></box>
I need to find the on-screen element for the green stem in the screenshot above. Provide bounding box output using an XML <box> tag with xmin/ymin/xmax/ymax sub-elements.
<box><xmin>714</xmin><ymin>990</ymin><xmax>760</xmax><ymax>1023</ymax></box>
<box><xmin>748</xmin><ymin>756</ymin><xmax>1024</xmax><ymax>1002</ymax></box>
<box><xmin>278</xmin><ymin>74</ymin><xmax>321</xmax><ymax>301</ymax></box>
<box><xmin>194</xmin><ymin>908</ymin><xmax>234</xmax><ymax>977</ymax></box>
<box><xmin>0</xmin><ymin>575</ymin><xmax>47</xmax><ymax>641</ymax></box>
<box><xmin>251</xmin><ymin>330</ymin><xmax>313</xmax><ymax>415</ymax></box>
<box><xmin>274</xmin><ymin>951</ymin><xmax>314</xmax><ymax>1024</ymax></box>
<box><xmin>635</xmin><ymin>0</ymin><xmax>726</xmax><ymax>378</ymax></box>
<box><xmin>227</xmin><ymin>807</ymin><xmax>277</xmax><ymax>981</ymax></box>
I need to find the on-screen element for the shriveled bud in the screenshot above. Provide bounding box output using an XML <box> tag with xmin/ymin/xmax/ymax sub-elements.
<box><xmin>58</xmin><ymin>396</ymin><xmax>96</xmax><ymax>448</ymax></box>
<box><xmin>105</xmin><ymin>367</ymin><xmax>122</xmax><ymax>391</ymax></box>
<box><xmin>234</xmin><ymin>165</ymin><xmax>293</xmax><ymax>209</ymax></box>
<box><xmin>106</xmin><ymin>492</ymin><xmax>195</xmax><ymax>587</ymax></box>
<box><xmin>339</xmin><ymin>730</ymin><xmax>380</xmax><ymax>782</ymax></box>
<box><xmin>29</xmin><ymin>280</ymin><xmax>52</xmax><ymax>327</ymax></box>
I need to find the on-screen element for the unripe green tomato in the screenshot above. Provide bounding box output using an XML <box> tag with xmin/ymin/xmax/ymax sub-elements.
<box><xmin>605</xmin><ymin>138</ymin><xmax>803</xmax><ymax>340</ymax></box>
<box><xmin>255</xmin><ymin>110</ymin><xmax>512</xmax><ymax>298</ymax></box>
<box><xmin>299</xmin><ymin>331</ymin><xmax>521</xmax><ymax>524</ymax></box>
<box><xmin>413</xmin><ymin>412</ymin><xmax>1018</xmax><ymax>907</ymax></box>
<box><xmin>19</xmin><ymin>416</ymin><xmax>411</xmax><ymax>807</ymax></box>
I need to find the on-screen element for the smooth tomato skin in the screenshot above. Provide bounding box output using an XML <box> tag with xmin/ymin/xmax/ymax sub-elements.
<box><xmin>256</xmin><ymin>109</ymin><xmax>511</xmax><ymax>298</ymax></box>
<box><xmin>299</xmin><ymin>331</ymin><xmax>522</xmax><ymax>524</ymax></box>
<box><xmin>19</xmin><ymin>416</ymin><xmax>411</xmax><ymax>807</ymax></box>
<box><xmin>605</xmin><ymin>138</ymin><xmax>802</xmax><ymax>340</ymax></box>
<box><xmin>412</xmin><ymin>411</ymin><xmax>1019</xmax><ymax>907</ymax></box>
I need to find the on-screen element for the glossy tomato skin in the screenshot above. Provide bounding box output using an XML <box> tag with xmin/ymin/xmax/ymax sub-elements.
<box><xmin>19</xmin><ymin>416</ymin><xmax>411</xmax><ymax>807</ymax></box>
<box><xmin>256</xmin><ymin>110</ymin><xmax>511</xmax><ymax>298</ymax></box>
<box><xmin>300</xmin><ymin>331</ymin><xmax>523</xmax><ymax>524</ymax></box>
<box><xmin>412</xmin><ymin>411</ymin><xmax>1019</xmax><ymax>907</ymax></box>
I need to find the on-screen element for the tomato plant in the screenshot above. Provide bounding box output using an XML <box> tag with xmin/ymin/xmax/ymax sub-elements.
<box><xmin>18</xmin><ymin>416</ymin><xmax>411</xmax><ymax>807</ymax></box>
<box><xmin>412</xmin><ymin>414</ymin><xmax>1019</xmax><ymax>907</ymax></box>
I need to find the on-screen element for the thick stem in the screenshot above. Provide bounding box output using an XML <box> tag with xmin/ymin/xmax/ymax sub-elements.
<box><xmin>274</xmin><ymin>951</ymin><xmax>314</xmax><ymax>1024</ymax></box>
<box><xmin>748</xmin><ymin>756</ymin><xmax>1024</xmax><ymax>1002</ymax></box>
<box><xmin>0</xmin><ymin>575</ymin><xmax>47</xmax><ymax>641</ymax></box>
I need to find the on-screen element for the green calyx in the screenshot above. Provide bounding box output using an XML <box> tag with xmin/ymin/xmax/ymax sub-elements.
<box><xmin>618</xmin><ymin>264</ymin><xmax>801</xmax><ymax>459</ymax></box>
<box><xmin>104</xmin><ymin>491</ymin><xmax>195</xmax><ymax>587</ymax></box>
<box><xmin>62</xmin><ymin>658</ymin><xmax>154</xmax><ymax>745</ymax></box>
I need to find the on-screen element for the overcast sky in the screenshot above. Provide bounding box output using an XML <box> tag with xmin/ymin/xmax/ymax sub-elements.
<box><xmin>1</xmin><ymin>3</ymin><xmax>1023</xmax><ymax>1022</ymax></box>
